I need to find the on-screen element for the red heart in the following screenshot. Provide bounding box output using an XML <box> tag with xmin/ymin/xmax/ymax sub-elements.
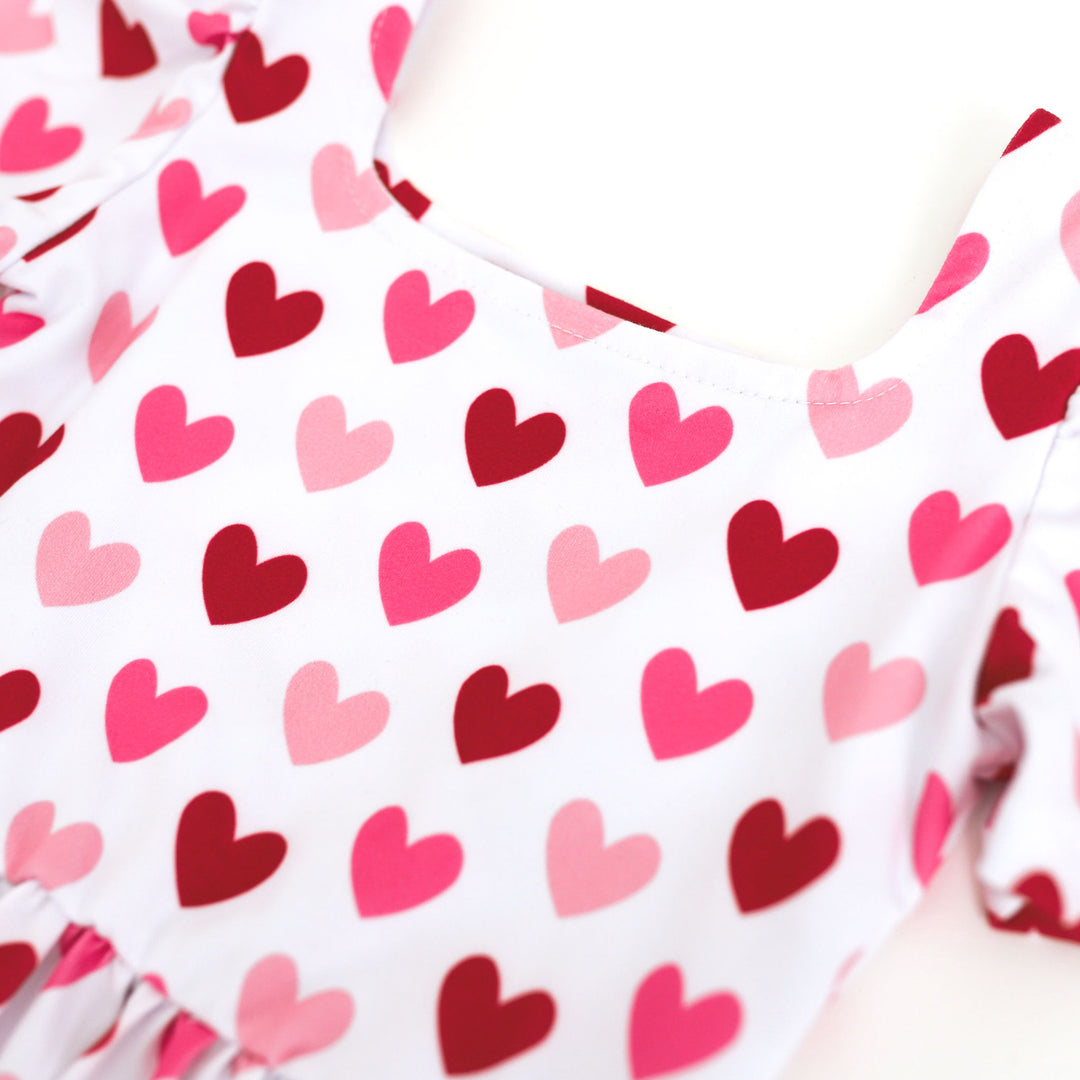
<box><xmin>223</xmin><ymin>30</ymin><xmax>309</xmax><ymax>123</ymax></box>
<box><xmin>174</xmin><ymin>790</ymin><xmax>286</xmax><ymax>907</ymax></box>
<box><xmin>985</xmin><ymin>872</ymin><xmax>1080</xmax><ymax>942</ymax></box>
<box><xmin>438</xmin><ymin>955</ymin><xmax>556</xmax><ymax>1075</ymax></box>
<box><xmin>201</xmin><ymin>523</ymin><xmax>307</xmax><ymax>625</ymax></box>
<box><xmin>1001</xmin><ymin>108</ymin><xmax>1060</xmax><ymax>156</ymax></box>
<box><xmin>373</xmin><ymin>160</ymin><xmax>431</xmax><ymax>219</ymax></box>
<box><xmin>454</xmin><ymin>665</ymin><xmax>560</xmax><ymax>764</ymax></box>
<box><xmin>981</xmin><ymin>333</ymin><xmax>1080</xmax><ymax>439</ymax></box>
<box><xmin>225</xmin><ymin>262</ymin><xmax>323</xmax><ymax>357</ymax></box>
<box><xmin>23</xmin><ymin>208</ymin><xmax>96</xmax><ymax>261</ymax></box>
<box><xmin>727</xmin><ymin>798</ymin><xmax>841</xmax><ymax>912</ymax></box>
<box><xmin>0</xmin><ymin>669</ymin><xmax>41</xmax><ymax>734</ymax></box>
<box><xmin>726</xmin><ymin>500</ymin><xmax>839</xmax><ymax>610</ymax></box>
<box><xmin>0</xmin><ymin>412</ymin><xmax>62</xmax><ymax>498</ymax></box>
<box><xmin>99</xmin><ymin>0</ymin><xmax>157</xmax><ymax>77</ymax></box>
<box><xmin>465</xmin><ymin>388</ymin><xmax>565</xmax><ymax>486</ymax></box>
<box><xmin>975</xmin><ymin>607</ymin><xmax>1035</xmax><ymax>706</ymax></box>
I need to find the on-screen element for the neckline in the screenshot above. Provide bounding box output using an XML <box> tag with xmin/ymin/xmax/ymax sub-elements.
<box><xmin>364</xmin><ymin>16</ymin><xmax>1058</xmax><ymax>403</ymax></box>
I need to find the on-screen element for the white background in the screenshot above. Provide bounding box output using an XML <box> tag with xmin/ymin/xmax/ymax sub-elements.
<box><xmin>379</xmin><ymin>0</ymin><xmax>1080</xmax><ymax>1075</ymax></box>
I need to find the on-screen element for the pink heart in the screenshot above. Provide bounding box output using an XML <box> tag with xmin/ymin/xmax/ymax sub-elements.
<box><xmin>369</xmin><ymin>5</ymin><xmax>412</xmax><ymax>101</ymax></box>
<box><xmin>383</xmin><ymin>269</ymin><xmax>474</xmax><ymax>363</ymax></box>
<box><xmin>235</xmin><ymin>954</ymin><xmax>353</xmax><ymax>1066</ymax></box>
<box><xmin>295</xmin><ymin>395</ymin><xmax>392</xmax><ymax>491</ymax></box>
<box><xmin>542</xmin><ymin>288</ymin><xmax>620</xmax><ymax>349</ymax></box>
<box><xmin>378</xmin><ymin>521</ymin><xmax>480</xmax><ymax>625</ymax></box>
<box><xmin>547</xmin><ymin>524</ymin><xmax>649</xmax><ymax>623</ymax></box>
<box><xmin>1068</xmin><ymin>570</ymin><xmax>1080</xmax><ymax>626</ymax></box>
<box><xmin>0</xmin><ymin>97</ymin><xmax>81</xmax><ymax>172</ymax></box>
<box><xmin>629</xmin><ymin>964</ymin><xmax>742</xmax><ymax>1079</ymax></box>
<box><xmin>916</xmin><ymin>231</ymin><xmax>990</xmax><ymax>313</ymax></box>
<box><xmin>4</xmin><ymin>801</ymin><xmax>103</xmax><ymax>888</ymax></box>
<box><xmin>350</xmin><ymin>805</ymin><xmax>463</xmax><ymax>916</ymax></box>
<box><xmin>158</xmin><ymin>159</ymin><xmax>245</xmax><ymax>257</ymax></box>
<box><xmin>36</xmin><ymin>510</ymin><xmax>140</xmax><ymax>606</ymax></box>
<box><xmin>87</xmin><ymin>291</ymin><xmax>157</xmax><ymax>382</ymax></box>
<box><xmin>807</xmin><ymin>365</ymin><xmax>912</xmax><ymax>458</ymax></box>
<box><xmin>0</xmin><ymin>225</ymin><xmax>15</xmax><ymax>260</ymax></box>
<box><xmin>640</xmin><ymin>647</ymin><xmax>753</xmax><ymax>760</ymax></box>
<box><xmin>311</xmin><ymin>144</ymin><xmax>391</xmax><ymax>231</ymax></box>
<box><xmin>135</xmin><ymin>385</ymin><xmax>234</xmax><ymax>481</ymax></box>
<box><xmin>0</xmin><ymin>294</ymin><xmax>43</xmax><ymax>348</ymax></box>
<box><xmin>912</xmin><ymin>771</ymin><xmax>952</xmax><ymax>886</ymax></box>
<box><xmin>908</xmin><ymin>489</ymin><xmax>1012</xmax><ymax>585</ymax></box>
<box><xmin>546</xmin><ymin>799</ymin><xmax>659</xmax><ymax>917</ymax></box>
<box><xmin>822</xmin><ymin>642</ymin><xmax>925</xmax><ymax>740</ymax></box>
<box><xmin>131</xmin><ymin>97</ymin><xmax>193</xmax><ymax>140</ymax></box>
<box><xmin>628</xmin><ymin>381</ymin><xmax>733</xmax><ymax>485</ymax></box>
<box><xmin>284</xmin><ymin>661</ymin><xmax>389</xmax><ymax>765</ymax></box>
<box><xmin>187</xmin><ymin>11</ymin><xmax>231</xmax><ymax>51</ymax></box>
<box><xmin>152</xmin><ymin>1013</ymin><xmax>219</xmax><ymax>1080</ymax></box>
<box><xmin>0</xmin><ymin>0</ymin><xmax>54</xmax><ymax>52</ymax></box>
<box><xmin>43</xmin><ymin>924</ymin><xmax>116</xmax><ymax>988</ymax></box>
<box><xmin>105</xmin><ymin>658</ymin><xmax>208</xmax><ymax>762</ymax></box>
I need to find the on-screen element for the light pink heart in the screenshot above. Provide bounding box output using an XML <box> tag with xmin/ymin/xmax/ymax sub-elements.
<box><xmin>43</xmin><ymin>924</ymin><xmax>116</xmax><ymax>988</ymax></box>
<box><xmin>135</xmin><ymin>384</ymin><xmax>234</xmax><ymax>481</ymax></box>
<box><xmin>284</xmin><ymin>661</ymin><xmax>389</xmax><ymax>765</ymax></box>
<box><xmin>640</xmin><ymin>647</ymin><xmax>753</xmax><ymax>760</ymax></box>
<box><xmin>105</xmin><ymin>658</ymin><xmax>208</xmax><ymax>762</ymax></box>
<box><xmin>0</xmin><ymin>294</ymin><xmax>43</xmax><ymax>347</ymax></box>
<box><xmin>36</xmin><ymin>510</ymin><xmax>140</xmax><ymax>606</ymax></box>
<box><xmin>546</xmin><ymin>799</ymin><xmax>659</xmax><ymax>917</ymax></box>
<box><xmin>235</xmin><ymin>954</ymin><xmax>353</xmax><ymax>1066</ymax></box>
<box><xmin>916</xmin><ymin>231</ymin><xmax>989</xmax><ymax>313</ymax></box>
<box><xmin>87</xmin><ymin>291</ymin><xmax>157</xmax><ymax>382</ymax></box>
<box><xmin>378</xmin><ymin>521</ymin><xmax>480</xmax><ymax>625</ymax></box>
<box><xmin>0</xmin><ymin>97</ymin><xmax>81</xmax><ymax>172</ymax></box>
<box><xmin>542</xmin><ymin>288</ymin><xmax>621</xmax><ymax>349</ymax></box>
<box><xmin>908</xmin><ymin>490</ymin><xmax>1012</xmax><ymax>585</ymax></box>
<box><xmin>311</xmin><ymin>144</ymin><xmax>391</xmax><ymax>231</ymax></box>
<box><xmin>1060</xmin><ymin>191</ymin><xmax>1080</xmax><ymax>284</ymax></box>
<box><xmin>383</xmin><ymin>269</ymin><xmax>474</xmax><ymax>363</ymax></box>
<box><xmin>158</xmin><ymin>159</ymin><xmax>245</xmax><ymax>257</ymax></box>
<box><xmin>912</xmin><ymin>771</ymin><xmax>952</xmax><ymax>886</ymax></box>
<box><xmin>131</xmin><ymin>97</ymin><xmax>193</xmax><ymax>140</ymax></box>
<box><xmin>296</xmin><ymin>395</ymin><xmax>392</xmax><ymax>491</ymax></box>
<box><xmin>350</xmin><ymin>805</ymin><xmax>462</xmax><ymax>916</ymax></box>
<box><xmin>152</xmin><ymin>1013</ymin><xmax>219</xmax><ymax>1080</ymax></box>
<box><xmin>187</xmin><ymin>11</ymin><xmax>231</xmax><ymax>51</ymax></box>
<box><xmin>0</xmin><ymin>0</ymin><xmax>54</xmax><ymax>53</ymax></box>
<box><xmin>0</xmin><ymin>225</ymin><xmax>15</xmax><ymax>260</ymax></box>
<box><xmin>629</xmin><ymin>964</ymin><xmax>742</xmax><ymax>1079</ymax></box>
<box><xmin>4</xmin><ymin>801</ymin><xmax>103</xmax><ymax>888</ymax></box>
<box><xmin>370</xmin><ymin>5</ymin><xmax>412</xmax><ymax>101</ymax></box>
<box><xmin>628</xmin><ymin>381</ymin><xmax>733</xmax><ymax>485</ymax></box>
<box><xmin>547</xmin><ymin>524</ymin><xmax>649</xmax><ymax>623</ymax></box>
<box><xmin>807</xmin><ymin>365</ymin><xmax>912</xmax><ymax>458</ymax></box>
<box><xmin>823</xmin><ymin>642</ymin><xmax>925</xmax><ymax>741</ymax></box>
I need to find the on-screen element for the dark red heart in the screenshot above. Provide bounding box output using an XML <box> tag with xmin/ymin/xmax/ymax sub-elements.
<box><xmin>174</xmin><ymin>790</ymin><xmax>286</xmax><ymax>907</ymax></box>
<box><xmin>23</xmin><ymin>209</ymin><xmax>97</xmax><ymax>262</ymax></box>
<box><xmin>982</xmin><ymin>333</ymin><xmax>1080</xmax><ymax>439</ymax></box>
<box><xmin>728</xmin><ymin>798</ymin><xmax>840</xmax><ymax>913</ymax></box>
<box><xmin>438</xmin><ymin>955</ymin><xmax>556</xmax><ymax>1075</ymax></box>
<box><xmin>225</xmin><ymin>261</ymin><xmax>323</xmax><ymax>357</ymax></box>
<box><xmin>100</xmin><ymin>0</ymin><xmax>157</xmax><ymax>77</ymax></box>
<box><xmin>201</xmin><ymin>523</ymin><xmax>307</xmax><ymax>625</ymax></box>
<box><xmin>0</xmin><ymin>412</ymin><xmax>63</xmax><ymax>499</ymax></box>
<box><xmin>975</xmin><ymin>607</ymin><xmax>1035</xmax><ymax>706</ymax></box>
<box><xmin>985</xmin><ymin>872</ymin><xmax>1080</xmax><ymax>943</ymax></box>
<box><xmin>465</xmin><ymin>388</ymin><xmax>566</xmax><ymax>486</ymax></box>
<box><xmin>222</xmin><ymin>30</ymin><xmax>309</xmax><ymax>123</ymax></box>
<box><xmin>0</xmin><ymin>669</ymin><xmax>41</xmax><ymax>734</ymax></box>
<box><xmin>0</xmin><ymin>941</ymin><xmax>37</xmax><ymax>1005</ymax></box>
<box><xmin>1001</xmin><ymin>108</ymin><xmax>1060</xmax><ymax>156</ymax></box>
<box><xmin>726</xmin><ymin>499</ymin><xmax>839</xmax><ymax>610</ymax></box>
<box><xmin>585</xmin><ymin>285</ymin><xmax>674</xmax><ymax>332</ymax></box>
<box><xmin>373</xmin><ymin>160</ymin><xmax>431</xmax><ymax>219</ymax></box>
<box><xmin>454</xmin><ymin>665</ymin><xmax>560</xmax><ymax>764</ymax></box>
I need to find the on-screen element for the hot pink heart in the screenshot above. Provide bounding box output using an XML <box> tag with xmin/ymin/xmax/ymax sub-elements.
<box><xmin>912</xmin><ymin>771</ymin><xmax>952</xmax><ymax>886</ymax></box>
<box><xmin>916</xmin><ymin>231</ymin><xmax>989</xmax><ymax>313</ymax></box>
<box><xmin>311</xmin><ymin>144</ymin><xmax>391</xmax><ymax>231</ymax></box>
<box><xmin>4</xmin><ymin>801</ymin><xmax>103</xmax><ymax>888</ymax></box>
<box><xmin>378</xmin><ymin>521</ymin><xmax>480</xmax><ymax>625</ymax></box>
<box><xmin>235</xmin><ymin>954</ymin><xmax>353</xmax><ymax>1065</ymax></box>
<box><xmin>823</xmin><ymin>642</ymin><xmax>925</xmax><ymax>740</ymax></box>
<box><xmin>43</xmin><ymin>924</ymin><xmax>116</xmax><ymax>988</ymax></box>
<box><xmin>908</xmin><ymin>489</ymin><xmax>1012</xmax><ymax>585</ymax></box>
<box><xmin>36</xmin><ymin>510</ymin><xmax>139</xmax><ymax>606</ymax></box>
<box><xmin>135</xmin><ymin>385</ymin><xmax>234</xmax><ymax>481</ymax></box>
<box><xmin>284</xmin><ymin>661</ymin><xmax>389</xmax><ymax>765</ymax></box>
<box><xmin>546</xmin><ymin>799</ymin><xmax>659</xmax><ymax>916</ymax></box>
<box><xmin>0</xmin><ymin>97</ymin><xmax>81</xmax><ymax>172</ymax></box>
<box><xmin>383</xmin><ymin>269</ymin><xmax>474</xmax><ymax>363</ymax></box>
<box><xmin>157</xmin><ymin>159</ymin><xmax>245</xmax><ymax>256</ymax></box>
<box><xmin>105</xmin><ymin>658</ymin><xmax>208</xmax><ymax>762</ymax></box>
<box><xmin>369</xmin><ymin>4</ymin><xmax>412</xmax><ymax>100</ymax></box>
<box><xmin>295</xmin><ymin>395</ymin><xmax>392</xmax><ymax>491</ymax></box>
<box><xmin>0</xmin><ymin>294</ymin><xmax>43</xmax><ymax>348</ymax></box>
<box><xmin>547</xmin><ymin>524</ymin><xmax>650</xmax><ymax>623</ymax></box>
<box><xmin>807</xmin><ymin>365</ymin><xmax>912</xmax><ymax>458</ymax></box>
<box><xmin>187</xmin><ymin>11</ymin><xmax>230</xmax><ymax>51</ymax></box>
<box><xmin>0</xmin><ymin>0</ymin><xmax>54</xmax><ymax>52</ymax></box>
<box><xmin>87</xmin><ymin>291</ymin><xmax>157</xmax><ymax>382</ymax></box>
<box><xmin>152</xmin><ymin>1013</ymin><xmax>219</xmax><ymax>1080</ymax></box>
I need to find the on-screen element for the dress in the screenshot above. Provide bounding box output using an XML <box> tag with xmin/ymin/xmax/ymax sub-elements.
<box><xmin>1</xmin><ymin>1</ymin><xmax>1079</xmax><ymax>1078</ymax></box>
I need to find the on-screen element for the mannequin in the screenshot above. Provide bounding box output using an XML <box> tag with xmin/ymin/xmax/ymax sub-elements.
<box><xmin>376</xmin><ymin>1</ymin><xmax>1080</xmax><ymax>1076</ymax></box>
